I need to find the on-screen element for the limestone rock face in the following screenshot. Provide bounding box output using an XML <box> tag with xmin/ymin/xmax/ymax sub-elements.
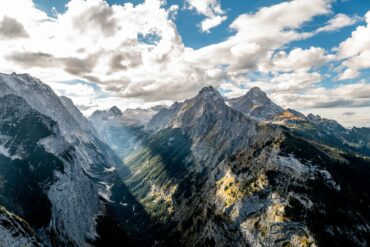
<box><xmin>0</xmin><ymin>206</ymin><xmax>41</xmax><ymax>247</ymax></box>
<box><xmin>229</xmin><ymin>87</ymin><xmax>284</xmax><ymax>120</ymax></box>
<box><xmin>0</xmin><ymin>73</ymin><xmax>125</xmax><ymax>246</ymax></box>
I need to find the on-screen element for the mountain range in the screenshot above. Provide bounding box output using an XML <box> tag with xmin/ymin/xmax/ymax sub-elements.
<box><xmin>0</xmin><ymin>72</ymin><xmax>369</xmax><ymax>247</ymax></box>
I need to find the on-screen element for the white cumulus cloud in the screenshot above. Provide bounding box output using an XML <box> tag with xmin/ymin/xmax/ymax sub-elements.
<box><xmin>186</xmin><ymin>0</ymin><xmax>227</xmax><ymax>32</ymax></box>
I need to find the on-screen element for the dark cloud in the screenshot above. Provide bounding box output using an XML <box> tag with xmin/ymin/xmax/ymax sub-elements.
<box><xmin>312</xmin><ymin>99</ymin><xmax>370</xmax><ymax>108</ymax></box>
<box><xmin>8</xmin><ymin>51</ymin><xmax>99</xmax><ymax>77</ymax></box>
<box><xmin>83</xmin><ymin>75</ymin><xmax>102</xmax><ymax>84</ymax></box>
<box><xmin>313</xmin><ymin>99</ymin><xmax>353</xmax><ymax>108</ymax></box>
<box><xmin>62</xmin><ymin>54</ymin><xmax>99</xmax><ymax>76</ymax></box>
<box><xmin>7</xmin><ymin>52</ymin><xmax>57</xmax><ymax>67</ymax></box>
<box><xmin>109</xmin><ymin>52</ymin><xmax>142</xmax><ymax>72</ymax></box>
<box><xmin>0</xmin><ymin>16</ymin><xmax>29</xmax><ymax>39</ymax></box>
<box><xmin>73</xmin><ymin>4</ymin><xmax>117</xmax><ymax>37</ymax></box>
<box><xmin>342</xmin><ymin>111</ymin><xmax>355</xmax><ymax>116</ymax></box>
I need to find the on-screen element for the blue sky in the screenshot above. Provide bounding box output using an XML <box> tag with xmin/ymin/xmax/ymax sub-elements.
<box><xmin>34</xmin><ymin>0</ymin><xmax>368</xmax><ymax>49</ymax></box>
<box><xmin>1</xmin><ymin>0</ymin><xmax>370</xmax><ymax>126</ymax></box>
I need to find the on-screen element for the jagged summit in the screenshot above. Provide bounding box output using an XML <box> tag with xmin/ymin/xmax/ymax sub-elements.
<box><xmin>148</xmin><ymin>85</ymin><xmax>256</xmax><ymax>140</ymax></box>
<box><xmin>245</xmin><ymin>87</ymin><xmax>267</xmax><ymax>98</ymax></box>
<box><xmin>229</xmin><ymin>87</ymin><xmax>284</xmax><ymax>120</ymax></box>
<box><xmin>109</xmin><ymin>106</ymin><xmax>123</xmax><ymax>116</ymax></box>
<box><xmin>198</xmin><ymin>85</ymin><xmax>219</xmax><ymax>95</ymax></box>
<box><xmin>196</xmin><ymin>85</ymin><xmax>224</xmax><ymax>103</ymax></box>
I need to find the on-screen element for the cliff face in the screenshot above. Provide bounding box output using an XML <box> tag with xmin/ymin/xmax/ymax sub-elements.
<box><xmin>0</xmin><ymin>206</ymin><xmax>41</xmax><ymax>247</ymax></box>
<box><xmin>0</xmin><ymin>94</ymin><xmax>100</xmax><ymax>246</ymax></box>
<box><xmin>0</xmin><ymin>73</ymin><xmax>131</xmax><ymax>246</ymax></box>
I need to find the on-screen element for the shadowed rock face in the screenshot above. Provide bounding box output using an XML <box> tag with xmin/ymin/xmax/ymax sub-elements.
<box><xmin>0</xmin><ymin>73</ymin><xmax>136</xmax><ymax>246</ymax></box>
<box><xmin>0</xmin><ymin>94</ymin><xmax>101</xmax><ymax>246</ymax></box>
<box><xmin>0</xmin><ymin>206</ymin><xmax>41</xmax><ymax>247</ymax></box>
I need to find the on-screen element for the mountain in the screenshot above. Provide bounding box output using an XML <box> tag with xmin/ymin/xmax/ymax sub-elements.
<box><xmin>108</xmin><ymin>86</ymin><xmax>370</xmax><ymax>246</ymax></box>
<box><xmin>1</xmin><ymin>72</ymin><xmax>369</xmax><ymax>247</ymax></box>
<box><xmin>60</xmin><ymin>95</ymin><xmax>97</xmax><ymax>135</ymax></box>
<box><xmin>0</xmin><ymin>73</ymin><xmax>81</xmax><ymax>137</ymax></box>
<box><xmin>275</xmin><ymin>111</ymin><xmax>370</xmax><ymax>157</ymax></box>
<box><xmin>229</xmin><ymin>87</ymin><xmax>284</xmax><ymax>120</ymax></box>
<box><xmin>89</xmin><ymin>105</ymin><xmax>164</xmax><ymax>158</ymax></box>
<box><xmin>0</xmin><ymin>94</ymin><xmax>98</xmax><ymax>246</ymax></box>
<box><xmin>90</xmin><ymin>105</ymin><xmax>163</xmax><ymax>128</ymax></box>
<box><xmin>0</xmin><ymin>73</ymin><xmax>141</xmax><ymax>246</ymax></box>
<box><xmin>228</xmin><ymin>87</ymin><xmax>370</xmax><ymax>157</ymax></box>
<box><xmin>122</xmin><ymin>107</ymin><xmax>164</xmax><ymax>126</ymax></box>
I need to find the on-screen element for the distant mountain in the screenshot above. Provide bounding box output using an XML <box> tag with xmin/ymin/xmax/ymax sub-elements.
<box><xmin>90</xmin><ymin>105</ymin><xmax>163</xmax><ymax>127</ymax></box>
<box><xmin>273</xmin><ymin>110</ymin><xmax>370</xmax><ymax>157</ymax></box>
<box><xmin>228</xmin><ymin>86</ymin><xmax>370</xmax><ymax>157</ymax></box>
<box><xmin>229</xmin><ymin>87</ymin><xmax>284</xmax><ymax>120</ymax></box>
<box><xmin>89</xmin><ymin>105</ymin><xmax>164</xmax><ymax>157</ymax></box>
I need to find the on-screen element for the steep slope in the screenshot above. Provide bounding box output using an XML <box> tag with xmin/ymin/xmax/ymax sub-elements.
<box><xmin>0</xmin><ymin>94</ymin><xmax>99</xmax><ymax>246</ymax></box>
<box><xmin>0</xmin><ymin>206</ymin><xmax>41</xmax><ymax>247</ymax></box>
<box><xmin>0</xmin><ymin>73</ymin><xmax>80</xmax><ymax>136</ymax></box>
<box><xmin>60</xmin><ymin>96</ymin><xmax>96</xmax><ymax>135</ymax></box>
<box><xmin>121</xmin><ymin>86</ymin><xmax>259</xmax><ymax>242</ymax></box>
<box><xmin>229</xmin><ymin>87</ymin><xmax>284</xmax><ymax>120</ymax></box>
<box><xmin>0</xmin><ymin>73</ymin><xmax>122</xmax><ymax>177</ymax></box>
<box><xmin>0</xmin><ymin>73</ymin><xmax>149</xmax><ymax>246</ymax></box>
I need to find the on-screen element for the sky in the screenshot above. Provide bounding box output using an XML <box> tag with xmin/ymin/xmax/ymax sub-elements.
<box><xmin>0</xmin><ymin>0</ymin><xmax>369</xmax><ymax>127</ymax></box>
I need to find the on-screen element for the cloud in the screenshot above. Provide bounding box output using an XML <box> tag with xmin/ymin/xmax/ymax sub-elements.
<box><xmin>186</xmin><ymin>0</ymin><xmax>227</xmax><ymax>32</ymax></box>
<box><xmin>69</xmin><ymin>0</ymin><xmax>117</xmax><ymax>37</ymax></box>
<box><xmin>337</xmin><ymin>10</ymin><xmax>370</xmax><ymax>79</ymax></box>
<box><xmin>316</xmin><ymin>13</ymin><xmax>359</xmax><ymax>33</ymax></box>
<box><xmin>190</xmin><ymin>0</ymin><xmax>332</xmax><ymax>77</ymax></box>
<box><xmin>0</xmin><ymin>16</ymin><xmax>29</xmax><ymax>39</ymax></box>
<box><xmin>338</xmin><ymin>68</ymin><xmax>360</xmax><ymax>80</ymax></box>
<box><xmin>0</xmin><ymin>0</ymin><xmax>337</xmax><ymax>106</ymax></box>
<box><xmin>342</xmin><ymin>111</ymin><xmax>355</xmax><ymax>116</ymax></box>
<box><xmin>271</xmin><ymin>82</ymin><xmax>370</xmax><ymax>109</ymax></box>
<box><xmin>260</xmin><ymin>47</ymin><xmax>332</xmax><ymax>73</ymax></box>
<box><xmin>49</xmin><ymin>81</ymin><xmax>97</xmax><ymax>97</ymax></box>
<box><xmin>7</xmin><ymin>52</ymin><xmax>57</xmax><ymax>67</ymax></box>
<box><xmin>201</xmin><ymin>15</ymin><xmax>227</xmax><ymax>32</ymax></box>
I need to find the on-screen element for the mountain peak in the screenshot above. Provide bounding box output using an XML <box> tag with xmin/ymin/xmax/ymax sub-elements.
<box><xmin>198</xmin><ymin>86</ymin><xmax>220</xmax><ymax>97</ymax></box>
<box><xmin>196</xmin><ymin>86</ymin><xmax>225</xmax><ymax>104</ymax></box>
<box><xmin>108</xmin><ymin>106</ymin><xmax>123</xmax><ymax>116</ymax></box>
<box><xmin>245</xmin><ymin>87</ymin><xmax>268</xmax><ymax>98</ymax></box>
<box><xmin>230</xmin><ymin>87</ymin><xmax>284</xmax><ymax>120</ymax></box>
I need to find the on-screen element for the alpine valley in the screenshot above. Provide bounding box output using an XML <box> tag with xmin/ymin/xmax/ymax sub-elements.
<box><xmin>0</xmin><ymin>72</ymin><xmax>369</xmax><ymax>247</ymax></box>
